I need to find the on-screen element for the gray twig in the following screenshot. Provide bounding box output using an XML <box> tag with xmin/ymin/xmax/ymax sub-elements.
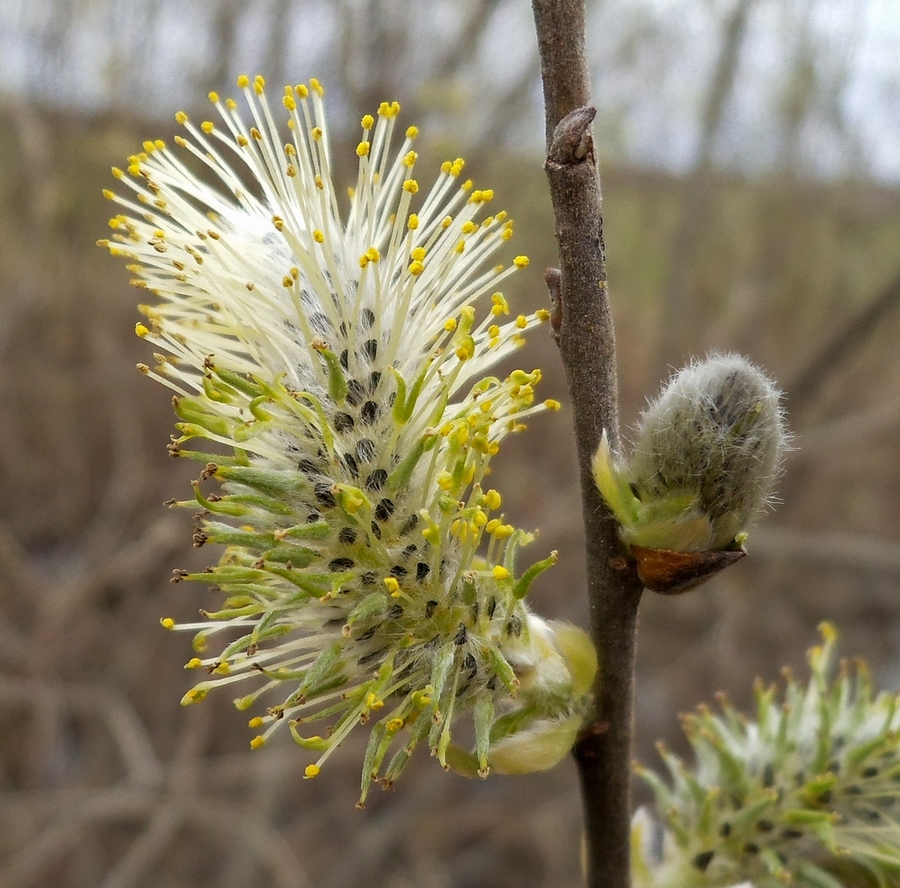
<box><xmin>531</xmin><ymin>2</ymin><xmax>644</xmax><ymax>887</ymax></box>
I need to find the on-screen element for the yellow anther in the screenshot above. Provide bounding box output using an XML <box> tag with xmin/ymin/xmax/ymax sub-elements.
<box><xmin>356</xmin><ymin>140</ymin><xmax>370</xmax><ymax>157</ymax></box>
<box><xmin>501</xmin><ymin>229</ymin><xmax>514</xmax><ymax>241</ymax></box>
<box><xmin>485</xmin><ymin>489</ymin><xmax>502</xmax><ymax>510</ymax></box>
<box><xmin>237</xmin><ymin>74</ymin><xmax>250</xmax><ymax>89</ymax></box>
<box><xmin>461</xmin><ymin>179</ymin><xmax>473</xmax><ymax>192</ymax></box>
<box><xmin>201</xmin><ymin>121</ymin><xmax>214</xmax><ymax>134</ymax></box>
<box><xmin>514</xmin><ymin>255</ymin><xmax>530</xmax><ymax>268</ymax></box>
<box><xmin>248</xmin><ymin>716</ymin><xmax>264</xmax><ymax>729</ymax></box>
<box><xmin>135</xmin><ymin>322</ymin><xmax>150</xmax><ymax>338</ymax></box>
<box><xmin>315</xmin><ymin>174</ymin><xmax>324</xmax><ymax>189</ymax></box>
<box><xmin>515</xmin><ymin>315</ymin><xmax>528</xmax><ymax>329</ymax></box>
<box><xmin>386</xmin><ymin>717</ymin><xmax>405</xmax><ymax>732</ymax></box>
<box><xmin>283</xmin><ymin>94</ymin><xmax>296</xmax><ymax>111</ymax></box>
<box><xmin>311</xmin><ymin>126</ymin><xmax>323</xmax><ymax>141</ymax></box>
<box><xmin>384</xmin><ymin>577</ymin><xmax>400</xmax><ymax>595</ymax></box>
<box><xmin>408</xmin><ymin>260</ymin><xmax>424</xmax><ymax>276</ymax></box>
<box><xmin>403</xmin><ymin>179</ymin><xmax>419</xmax><ymax>194</ymax></box>
<box><xmin>444</xmin><ymin>318</ymin><xmax>458</xmax><ymax>332</ymax></box>
<box><xmin>488</xmin><ymin>324</ymin><xmax>500</xmax><ymax>338</ymax></box>
<box><xmin>437</xmin><ymin>471</ymin><xmax>454</xmax><ymax>491</ymax></box>
<box><xmin>175</xmin><ymin>111</ymin><xmax>188</xmax><ymax>124</ymax></box>
<box><xmin>403</xmin><ymin>150</ymin><xmax>417</xmax><ymax>168</ymax></box>
<box><xmin>492</xmin><ymin>565</ymin><xmax>510</xmax><ymax>581</ymax></box>
<box><xmin>250</xmin><ymin>735</ymin><xmax>266</xmax><ymax>749</ymax></box>
<box><xmin>186</xmin><ymin>658</ymin><xmax>203</xmax><ymax>669</ymax></box>
<box><xmin>366</xmin><ymin>692</ymin><xmax>384</xmax><ymax>711</ymax></box>
<box><xmin>441</xmin><ymin>216</ymin><xmax>453</xmax><ymax>229</ymax></box>
<box><xmin>225</xmin><ymin>98</ymin><xmax>237</xmax><ymax>110</ymax></box>
<box><xmin>455</xmin><ymin>241</ymin><xmax>465</xmax><ymax>254</ymax></box>
<box><xmin>237</xmin><ymin>134</ymin><xmax>249</xmax><ymax>147</ymax></box>
<box><xmin>182</xmin><ymin>687</ymin><xmax>208</xmax><ymax>705</ymax></box>
<box><xmin>461</xmin><ymin>221</ymin><xmax>477</xmax><ymax>235</ymax></box>
<box><xmin>313</xmin><ymin>229</ymin><xmax>324</xmax><ymax>243</ymax></box>
<box><xmin>411</xmin><ymin>246</ymin><xmax>426</xmax><ymax>261</ymax></box>
<box><xmin>208</xmin><ymin>91</ymin><xmax>219</xmax><ymax>103</ymax></box>
<box><xmin>253</xmin><ymin>74</ymin><xmax>265</xmax><ymax>94</ymax></box>
<box><xmin>296</xmin><ymin>83</ymin><xmax>309</xmax><ymax>98</ymax></box>
<box><xmin>361</xmin><ymin>114</ymin><xmax>375</xmax><ymax>130</ymax></box>
<box><xmin>473</xmin><ymin>509</ymin><xmax>488</xmax><ymax>528</ymax></box>
<box><xmin>304</xmin><ymin>764</ymin><xmax>321</xmax><ymax>778</ymax></box>
<box><xmin>406</xmin><ymin>125</ymin><xmax>419</xmax><ymax>139</ymax></box>
<box><xmin>309</xmin><ymin>78</ymin><xmax>323</xmax><ymax>95</ymax></box>
<box><xmin>545</xmin><ymin>399</ymin><xmax>562</xmax><ymax>411</ymax></box>
<box><xmin>535</xmin><ymin>308</ymin><xmax>551</xmax><ymax>322</ymax></box>
<box><xmin>160</xmin><ymin>617</ymin><xmax>175</xmax><ymax>629</ymax></box>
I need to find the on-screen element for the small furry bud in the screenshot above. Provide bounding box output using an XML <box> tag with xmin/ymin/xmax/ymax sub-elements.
<box><xmin>594</xmin><ymin>354</ymin><xmax>787</xmax><ymax>558</ymax></box>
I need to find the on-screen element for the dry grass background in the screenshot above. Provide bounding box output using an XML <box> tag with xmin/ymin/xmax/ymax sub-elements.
<box><xmin>1</xmin><ymin>95</ymin><xmax>900</xmax><ymax>888</ymax></box>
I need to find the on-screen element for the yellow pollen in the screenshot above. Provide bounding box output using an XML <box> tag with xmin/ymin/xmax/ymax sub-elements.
<box><xmin>295</xmin><ymin>83</ymin><xmax>309</xmax><ymax>98</ymax></box>
<box><xmin>516</xmin><ymin>315</ymin><xmax>528</xmax><ymax>329</ymax></box>
<box><xmin>536</xmin><ymin>308</ymin><xmax>551</xmax><ymax>322</ymax></box>
<box><xmin>283</xmin><ymin>95</ymin><xmax>296</xmax><ymax>111</ymax></box>
<box><xmin>201</xmin><ymin>121</ymin><xmax>214</xmax><ymax>133</ymax></box>
<box><xmin>248</xmin><ymin>716</ymin><xmax>264</xmax><ymax>728</ymax></box>
<box><xmin>208</xmin><ymin>91</ymin><xmax>219</xmax><ymax>103</ymax></box>
<box><xmin>356</xmin><ymin>141</ymin><xmax>370</xmax><ymax>157</ymax></box>
<box><xmin>492</xmin><ymin>566</ymin><xmax>510</xmax><ymax>581</ymax></box>
<box><xmin>384</xmin><ymin>577</ymin><xmax>400</xmax><ymax>596</ymax></box>
<box><xmin>304</xmin><ymin>764</ymin><xmax>321</xmax><ymax>778</ymax></box>
<box><xmin>361</xmin><ymin>114</ymin><xmax>375</xmax><ymax>130</ymax></box>
<box><xmin>403</xmin><ymin>180</ymin><xmax>419</xmax><ymax>194</ymax></box>
<box><xmin>160</xmin><ymin>617</ymin><xmax>175</xmax><ymax>629</ymax></box>
<box><xmin>455</xmin><ymin>241</ymin><xmax>465</xmax><ymax>254</ymax></box>
<box><xmin>135</xmin><ymin>322</ymin><xmax>150</xmax><ymax>338</ymax></box>
<box><xmin>514</xmin><ymin>255</ymin><xmax>529</xmax><ymax>268</ymax></box>
<box><xmin>444</xmin><ymin>318</ymin><xmax>458</xmax><ymax>332</ymax></box>
<box><xmin>488</xmin><ymin>324</ymin><xmax>500</xmax><ymax>338</ymax></box>
<box><xmin>407</xmin><ymin>214</ymin><xmax>419</xmax><ymax>230</ymax></box>
<box><xmin>250</xmin><ymin>736</ymin><xmax>266</xmax><ymax>749</ymax></box>
<box><xmin>406</xmin><ymin>125</ymin><xmax>419</xmax><ymax>139</ymax></box>
<box><xmin>175</xmin><ymin>111</ymin><xmax>188</xmax><ymax>124</ymax></box>
<box><xmin>253</xmin><ymin>74</ymin><xmax>266</xmax><ymax>94</ymax></box>
<box><xmin>408</xmin><ymin>260</ymin><xmax>424</xmax><ymax>276</ymax></box>
<box><xmin>485</xmin><ymin>489</ymin><xmax>502</xmax><ymax>510</ymax></box>
<box><xmin>237</xmin><ymin>74</ymin><xmax>250</xmax><ymax>89</ymax></box>
<box><xmin>313</xmin><ymin>229</ymin><xmax>325</xmax><ymax>243</ymax></box>
<box><xmin>461</xmin><ymin>221</ymin><xmax>477</xmax><ymax>235</ymax></box>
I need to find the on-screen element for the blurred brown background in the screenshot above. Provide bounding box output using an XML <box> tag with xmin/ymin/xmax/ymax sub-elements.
<box><xmin>2</xmin><ymin>0</ymin><xmax>900</xmax><ymax>885</ymax></box>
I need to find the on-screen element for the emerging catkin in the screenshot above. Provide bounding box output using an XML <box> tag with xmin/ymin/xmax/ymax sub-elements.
<box><xmin>594</xmin><ymin>353</ymin><xmax>787</xmax><ymax>554</ymax></box>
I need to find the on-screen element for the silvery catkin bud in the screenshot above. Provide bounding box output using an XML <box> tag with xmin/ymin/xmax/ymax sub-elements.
<box><xmin>593</xmin><ymin>354</ymin><xmax>786</xmax><ymax>556</ymax></box>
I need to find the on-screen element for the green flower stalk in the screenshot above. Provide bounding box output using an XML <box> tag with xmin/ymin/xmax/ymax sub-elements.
<box><xmin>593</xmin><ymin>354</ymin><xmax>786</xmax><ymax>589</ymax></box>
<box><xmin>633</xmin><ymin>623</ymin><xmax>900</xmax><ymax>888</ymax></box>
<box><xmin>99</xmin><ymin>75</ymin><xmax>596</xmax><ymax>802</ymax></box>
